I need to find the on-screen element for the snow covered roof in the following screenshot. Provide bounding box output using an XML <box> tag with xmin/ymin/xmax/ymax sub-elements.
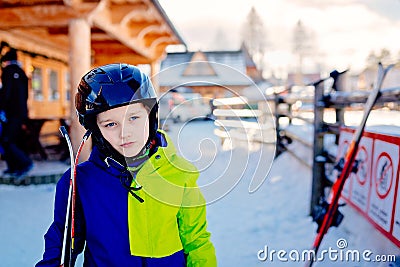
<box><xmin>159</xmin><ymin>50</ymin><xmax>254</xmax><ymax>87</ymax></box>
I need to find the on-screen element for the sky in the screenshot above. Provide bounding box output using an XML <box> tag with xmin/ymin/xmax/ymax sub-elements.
<box><xmin>159</xmin><ymin>0</ymin><xmax>400</xmax><ymax>77</ymax></box>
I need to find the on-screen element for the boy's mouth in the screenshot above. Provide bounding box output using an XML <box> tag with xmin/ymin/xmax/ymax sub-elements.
<box><xmin>121</xmin><ymin>142</ymin><xmax>135</xmax><ymax>148</ymax></box>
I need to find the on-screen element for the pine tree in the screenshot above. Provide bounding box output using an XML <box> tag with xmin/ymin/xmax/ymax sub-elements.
<box><xmin>292</xmin><ymin>20</ymin><xmax>314</xmax><ymax>82</ymax></box>
<box><xmin>241</xmin><ymin>6</ymin><xmax>267</xmax><ymax>72</ymax></box>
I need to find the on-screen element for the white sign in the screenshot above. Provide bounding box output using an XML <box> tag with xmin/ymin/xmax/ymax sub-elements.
<box><xmin>368</xmin><ymin>139</ymin><xmax>399</xmax><ymax>232</ymax></box>
<box><xmin>349</xmin><ymin>137</ymin><xmax>373</xmax><ymax>212</ymax></box>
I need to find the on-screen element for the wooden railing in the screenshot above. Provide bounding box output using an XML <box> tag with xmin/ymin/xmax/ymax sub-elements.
<box><xmin>211</xmin><ymin>75</ymin><xmax>400</xmax><ymax>215</ymax></box>
<box><xmin>275</xmin><ymin>80</ymin><xmax>400</xmax><ymax>214</ymax></box>
<box><xmin>212</xmin><ymin>96</ymin><xmax>275</xmax><ymax>148</ymax></box>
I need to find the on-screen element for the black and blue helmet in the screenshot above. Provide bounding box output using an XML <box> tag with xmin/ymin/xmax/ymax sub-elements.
<box><xmin>75</xmin><ymin>64</ymin><xmax>159</xmax><ymax>162</ymax></box>
<box><xmin>75</xmin><ymin>63</ymin><xmax>158</xmax><ymax>137</ymax></box>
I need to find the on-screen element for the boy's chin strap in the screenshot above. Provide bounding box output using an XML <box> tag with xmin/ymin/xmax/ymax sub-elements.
<box><xmin>104</xmin><ymin>153</ymin><xmax>147</xmax><ymax>204</ymax></box>
<box><xmin>124</xmin><ymin>148</ymin><xmax>149</xmax><ymax>203</ymax></box>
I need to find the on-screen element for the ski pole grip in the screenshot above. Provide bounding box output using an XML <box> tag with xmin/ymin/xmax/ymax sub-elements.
<box><xmin>59</xmin><ymin>126</ymin><xmax>68</xmax><ymax>138</ymax></box>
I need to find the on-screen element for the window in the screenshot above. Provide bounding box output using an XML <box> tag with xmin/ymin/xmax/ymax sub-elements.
<box><xmin>32</xmin><ymin>67</ymin><xmax>43</xmax><ymax>101</ymax></box>
<box><xmin>49</xmin><ymin>69</ymin><xmax>59</xmax><ymax>101</ymax></box>
<box><xmin>65</xmin><ymin>71</ymin><xmax>70</xmax><ymax>101</ymax></box>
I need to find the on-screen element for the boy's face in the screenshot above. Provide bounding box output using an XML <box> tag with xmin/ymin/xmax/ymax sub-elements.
<box><xmin>97</xmin><ymin>103</ymin><xmax>150</xmax><ymax>157</ymax></box>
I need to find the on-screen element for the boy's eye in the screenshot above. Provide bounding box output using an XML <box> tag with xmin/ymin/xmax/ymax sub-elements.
<box><xmin>129</xmin><ymin>116</ymin><xmax>139</xmax><ymax>121</ymax></box>
<box><xmin>104</xmin><ymin>122</ymin><xmax>116</xmax><ymax>128</ymax></box>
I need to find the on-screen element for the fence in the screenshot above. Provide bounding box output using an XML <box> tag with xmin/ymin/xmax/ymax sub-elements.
<box><xmin>211</xmin><ymin>68</ymin><xmax>400</xmax><ymax>251</ymax></box>
<box><xmin>211</xmin><ymin>72</ymin><xmax>400</xmax><ymax>215</ymax></box>
<box><xmin>212</xmin><ymin>96</ymin><xmax>275</xmax><ymax>149</ymax></box>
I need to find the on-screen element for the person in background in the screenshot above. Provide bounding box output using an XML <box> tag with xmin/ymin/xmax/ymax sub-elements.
<box><xmin>0</xmin><ymin>48</ymin><xmax>33</xmax><ymax>179</ymax></box>
<box><xmin>36</xmin><ymin>63</ymin><xmax>217</xmax><ymax>267</ymax></box>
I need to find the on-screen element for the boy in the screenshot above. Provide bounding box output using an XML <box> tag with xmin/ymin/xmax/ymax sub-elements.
<box><xmin>36</xmin><ymin>63</ymin><xmax>217</xmax><ymax>267</ymax></box>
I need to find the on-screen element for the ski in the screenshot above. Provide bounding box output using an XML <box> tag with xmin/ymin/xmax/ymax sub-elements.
<box><xmin>59</xmin><ymin>126</ymin><xmax>74</xmax><ymax>267</ymax></box>
<box><xmin>59</xmin><ymin>126</ymin><xmax>91</xmax><ymax>267</ymax></box>
<box><xmin>305</xmin><ymin>62</ymin><xmax>394</xmax><ymax>267</ymax></box>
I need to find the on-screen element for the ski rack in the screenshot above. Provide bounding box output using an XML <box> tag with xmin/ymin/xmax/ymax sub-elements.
<box><xmin>305</xmin><ymin>62</ymin><xmax>395</xmax><ymax>267</ymax></box>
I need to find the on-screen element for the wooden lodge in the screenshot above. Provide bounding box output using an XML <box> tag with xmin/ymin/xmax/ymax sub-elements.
<box><xmin>0</xmin><ymin>0</ymin><xmax>185</xmax><ymax>158</ymax></box>
<box><xmin>159</xmin><ymin>44</ymin><xmax>264</xmax><ymax>100</ymax></box>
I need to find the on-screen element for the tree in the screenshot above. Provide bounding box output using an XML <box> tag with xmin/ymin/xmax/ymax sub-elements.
<box><xmin>366</xmin><ymin>50</ymin><xmax>378</xmax><ymax>67</ymax></box>
<box><xmin>292</xmin><ymin>20</ymin><xmax>314</xmax><ymax>78</ymax></box>
<box><xmin>366</xmin><ymin>48</ymin><xmax>392</xmax><ymax>67</ymax></box>
<box><xmin>377</xmin><ymin>48</ymin><xmax>392</xmax><ymax>65</ymax></box>
<box><xmin>241</xmin><ymin>6</ymin><xmax>267</xmax><ymax>71</ymax></box>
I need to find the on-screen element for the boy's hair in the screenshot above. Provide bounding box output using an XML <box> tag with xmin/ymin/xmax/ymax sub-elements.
<box><xmin>75</xmin><ymin>63</ymin><xmax>159</xmax><ymax>161</ymax></box>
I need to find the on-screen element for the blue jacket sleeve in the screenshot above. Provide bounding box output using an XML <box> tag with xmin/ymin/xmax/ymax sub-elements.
<box><xmin>36</xmin><ymin>171</ymin><xmax>86</xmax><ymax>267</ymax></box>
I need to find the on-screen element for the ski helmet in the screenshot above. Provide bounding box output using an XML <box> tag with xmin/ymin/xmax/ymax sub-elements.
<box><xmin>75</xmin><ymin>63</ymin><xmax>159</xmax><ymax>157</ymax></box>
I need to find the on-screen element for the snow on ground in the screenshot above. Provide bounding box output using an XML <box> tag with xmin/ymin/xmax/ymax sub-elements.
<box><xmin>0</xmin><ymin>118</ymin><xmax>398</xmax><ymax>266</ymax></box>
<box><xmin>0</xmin><ymin>184</ymin><xmax>56</xmax><ymax>266</ymax></box>
<box><xmin>165</xmin><ymin>120</ymin><xmax>315</xmax><ymax>266</ymax></box>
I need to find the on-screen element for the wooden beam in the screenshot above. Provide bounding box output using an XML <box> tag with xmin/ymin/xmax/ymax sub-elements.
<box><xmin>91</xmin><ymin>40</ymin><xmax>135</xmax><ymax>55</ymax></box>
<box><xmin>63</xmin><ymin>0</ymin><xmax>84</xmax><ymax>6</ymax></box>
<box><xmin>11</xmin><ymin>28</ymin><xmax>68</xmax><ymax>50</ymax></box>
<box><xmin>137</xmin><ymin>24</ymin><xmax>167</xmax><ymax>40</ymax></box>
<box><xmin>91</xmin><ymin>8</ymin><xmax>154</xmax><ymax>60</ymax></box>
<box><xmin>0</xmin><ymin>1</ymin><xmax>64</xmax><ymax>8</ymax></box>
<box><xmin>127</xmin><ymin>21</ymin><xmax>160</xmax><ymax>37</ymax></box>
<box><xmin>143</xmin><ymin>33</ymin><xmax>170</xmax><ymax>47</ymax></box>
<box><xmin>0</xmin><ymin>29</ymin><xmax>69</xmax><ymax>62</ymax></box>
<box><xmin>0</xmin><ymin>3</ymin><xmax>97</xmax><ymax>29</ymax></box>
<box><xmin>93</xmin><ymin>52</ymin><xmax>151</xmax><ymax>66</ymax></box>
<box><xmin>47</xmin><ymin>26</ymin><xmax>69</xmax><ymax>35</ymax></box>
<box><xmin>109</xmin><ymin>1</ymin><xmax>148</xmax><ymax>24</ymax></box>
<box><xmin>149</xmin><ymin>36</ymin><xmax>176</xmax><ymax>51</ymax></box>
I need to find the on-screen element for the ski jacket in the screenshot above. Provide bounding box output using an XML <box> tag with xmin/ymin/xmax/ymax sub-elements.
<box><xmin>36</xmin><ymin>131</ymin><xmax>216</xmax><ymax>267</ymax></box>
<box><xmin>0</xmin><ymin>61</ymin><xmax>29</xmax><ymax>120</ymax></box>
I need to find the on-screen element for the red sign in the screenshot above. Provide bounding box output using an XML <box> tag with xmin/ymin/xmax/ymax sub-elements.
<box><xmin>338</xmin><ymin>127</ymin><xmax>400</xmax><ymax>247</ymax></box>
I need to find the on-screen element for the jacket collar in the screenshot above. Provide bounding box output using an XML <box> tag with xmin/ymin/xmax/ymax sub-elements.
<box><xmin>138</xmin><ymin>130</ymin><xmax>178</xmax><ymax>175</ymax></box>
<box><xmin>88</xmin><ymin>130</ymin><xmax>175</xmax><ymax>177</ymax></box>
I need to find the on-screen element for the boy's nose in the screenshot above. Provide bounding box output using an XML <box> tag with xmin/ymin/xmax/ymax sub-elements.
<box><xmin>120</xmin><ymin>125</ymin><xmax>132</xmax><ymax>139</ymax></box>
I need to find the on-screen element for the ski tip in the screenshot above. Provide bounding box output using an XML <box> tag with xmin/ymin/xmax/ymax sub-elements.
<box><xmin>59</xmin><ymin>126</ymin><xmax>68</xmax><ymax>137</ymax></box>
<box><xmin>378</xmin><ymin>62</ymin><xmax>395</xmax><ymax>73</ymax></box>
<box><xmin>387</xmin><ymin>63</ymin><xmax>395</xmax><ymax>71</ymax></box>
<box><xmin>83</xmin><ymin>130</ymin><xmax>92</xmax><ymax>140</ymax></box>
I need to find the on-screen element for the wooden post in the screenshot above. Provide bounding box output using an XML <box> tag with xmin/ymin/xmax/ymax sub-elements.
<box><xmin>68</xmin><ymin>18</ymin><xmax>91</xmax><ymax>161</ymax></box>
<box><xmin>274</xmin><ymin>93</ymin><xmax>281</xmax><ymax>155</ymax></box>
<box><xmin>334</xmin><ymin>74</ymin><xmax>345</xmax><ymax>144</ymax></box>
<box><xmin>150</xmin><ymin>61</ymin><xmax>160</xmax><ymax>95</ymax></box>
<box><xmin>310</xmin><ymin>81</ymin><xmax>325</xmax><ymax>214</ymax></box>
<box><xmin>287</xmin><ymin>103</ymin><xmax>293</xmax><ymax>125</ymax></box>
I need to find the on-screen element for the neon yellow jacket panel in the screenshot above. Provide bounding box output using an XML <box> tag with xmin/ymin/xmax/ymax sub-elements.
<box><xmin>128</xmin><ymin>131</ymin><xmax>217</xmax><ymax>267</ymax></box>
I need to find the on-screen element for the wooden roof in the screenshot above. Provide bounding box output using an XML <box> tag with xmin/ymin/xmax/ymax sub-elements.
<box><xmin>159</xmin><ymin>49</ymin><xmax>259</xmax><ymax>87</ymax></box>
<box><xmin>0</xmin><ymin>0</ymin><xmax>185</xmax><ymax>64</ymax></box>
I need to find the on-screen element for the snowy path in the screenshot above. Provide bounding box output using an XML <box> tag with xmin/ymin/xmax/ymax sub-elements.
<box><xmin>0</xmin><ymin>184</ymin><xmax>55</xmax><ymax>266</ymax></box>
<box><xmin>165</xmin><ymin>120</ymin><xmax>315</xmax><ymax>266</ymax></box>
